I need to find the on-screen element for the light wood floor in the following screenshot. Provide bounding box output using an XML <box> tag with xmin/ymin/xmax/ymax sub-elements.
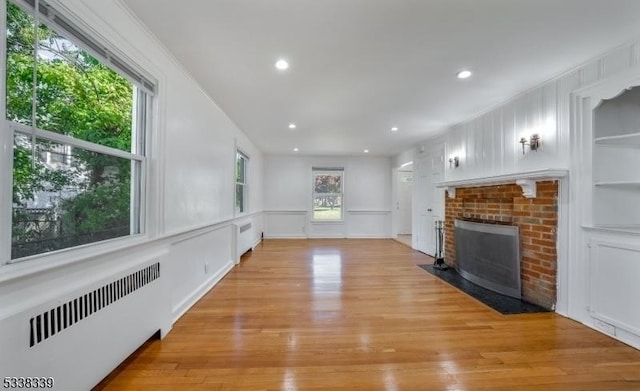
<box><xmin>96</xmin><ymin>239</ymin><xmax>640</xmax><ymax>390</ymax></box>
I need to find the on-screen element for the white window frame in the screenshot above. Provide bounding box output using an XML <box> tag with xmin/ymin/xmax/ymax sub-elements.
<box><xmin>312</xmin><ymin>168</ymin><xmax>344</xmax><ymax>221</ymax></box>
<box><xmin>1</xmin><ymin>0</ymin><xmax>155</xmax><ymax>265</ymax></box>
<box><xmin>235</xmin><ymin>150</ymin><xmax>249</xmax><ymax>215</ymax></box>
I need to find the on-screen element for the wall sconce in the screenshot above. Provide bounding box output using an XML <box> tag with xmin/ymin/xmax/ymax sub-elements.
<box><xmin>519</xmin><ymin>134</ymin><xmax>541</xmax><ymax>154</ymax></box>
<box><xmin>448</xmin><ymin>156</ymin><xmax>459</xmax><ymax>168</ymax></box>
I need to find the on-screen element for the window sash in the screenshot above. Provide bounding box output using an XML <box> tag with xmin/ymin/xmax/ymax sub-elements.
<box><xmin>312</xmin><ymin>169</ymin><xmax>344</xmax><ymax>221</ymax></box>
<box><xmin>235</xmin><ymin>151</ymin><xmax>248</xmax><ymax>214</ymax></box>
<box><xmin>2</xmin><ymin>0</ymin><xmax>150</xmax><ymax>264</ymax></box>
<box><xmin>11</xmin><ymin>0</ymin><xmax>156</xmax><ymax>95</ymax></box>
<box><xmin>10</xmin><ymin>122</ymin><xmax>145</xmax><ymax>162</ymax></box>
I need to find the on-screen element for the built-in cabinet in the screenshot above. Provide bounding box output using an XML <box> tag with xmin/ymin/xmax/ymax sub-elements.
<box><xmin>592</xmin><ymin>87</ymin><xmax>640</xmax><ymax>231</ymax></box>
<box><xmin>572</xmin><ymin>72</ymin><xmax>640</xmax><ymax>350</ymax></box>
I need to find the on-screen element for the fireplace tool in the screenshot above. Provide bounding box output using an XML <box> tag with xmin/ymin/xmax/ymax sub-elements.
<box><xmin>434</xmin><ymin>220</ymin><xmax>448</xmax><ymax>270</ymax></box>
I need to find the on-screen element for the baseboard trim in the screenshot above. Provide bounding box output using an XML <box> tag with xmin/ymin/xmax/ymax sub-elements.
<box><xmin>171</xmin><ymin>260</ymin><xmax>235</xmax><ymax>322</ymax></box>
<box><xmin>263</xmin><ymin>234</ymin><xmax>307</xmax><ymax>239</ymax></box>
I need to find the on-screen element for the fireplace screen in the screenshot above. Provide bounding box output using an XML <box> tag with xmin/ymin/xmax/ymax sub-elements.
<box><xmin>454</xmin><ymin>219</ymin><xmax>521</xmax><ymax>299</ymax></box>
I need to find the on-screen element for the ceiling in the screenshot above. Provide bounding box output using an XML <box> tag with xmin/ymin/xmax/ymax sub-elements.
<box><xmin>122</xmin><ymin>0</ymin><xmax>640</xmax><ymax>157</ymax></box>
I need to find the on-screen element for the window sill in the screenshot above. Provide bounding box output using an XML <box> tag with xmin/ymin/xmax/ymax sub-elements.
<box><xmin>0</xmin><ymin>233</ymin><xmax>156</xmax><ymax>284</ymax></box>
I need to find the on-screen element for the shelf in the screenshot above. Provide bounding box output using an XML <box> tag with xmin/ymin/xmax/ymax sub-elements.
<box><xmin>594</xmin><ymin>181</ymin><xmax>640</xmax><ymax>188</ymax></box>
<box><xmin>583</xmin><ymin>225</ymin><xmax>640</xmax><ymax>235</ymax></box>
<box><xmin>594</xmin><ymin>132</ymin><xmax>640</xmax><ymax>147</ymax></box>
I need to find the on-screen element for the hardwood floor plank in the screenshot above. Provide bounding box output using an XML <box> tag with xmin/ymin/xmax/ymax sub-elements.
<box><xmin>95</xmin><ymin>239</ymin><xmax>640</xmax><ymax>390</ymax></box>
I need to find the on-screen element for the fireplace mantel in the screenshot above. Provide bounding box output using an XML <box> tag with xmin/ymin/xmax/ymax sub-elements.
<box><xmin>436</xmin><ymin>168</ymin><xmax>568</xmax><ymax>199</ymax></box>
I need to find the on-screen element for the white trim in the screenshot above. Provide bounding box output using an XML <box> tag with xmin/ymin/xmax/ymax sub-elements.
<box><xmin>235</xmin><ymin>149</ymin><xmax>249</xmax><ymax>215</ymax></box>
<box><xmin>308</xmin><ymin>234</ymin><xmax>345</xmax><ymax>239</ymax></box>
<box><xmin>172</xmin><ymin>259</ymin><xmax>234</xmax><ymax>322</ymax></box>
<box><xmin>264</xmin><ymin>210</ymin><xmax>308</xmax><ymax>214</ymax></box>
<box><xmin>0</xmin><ymin>211</ymin><xmax>264</xmax><ymax>283</ymax></box>
<box><xmin>0</xmin><ymin>1</ymin><xmax>11</xmax><ymax>264</ymax></box>
<box><xmin>11</xmin><ymin>122</ymin><xmax>144</xmax><ymax>161</ymax></box>
<box><xmin>263</xmin><ymin>234</ymin><xmax>307</xmax><ymax>239</ymax></box>
<box><xmin>582</xmin><ymin>225</ymin><xmax>640</xmax><ymax>236</ymax></box>
<box><xmin>1</xmin><ymin>234</ymin><xmax>150</xmax><ymax>281</ymax></box>
<box><xmin>346</xmin><ymin>234</ymin><xmax>390</xmax><ymax>239</ymax></box>
<box><xmin>162</xmin><ymin>210</ymin><xmax>263</xmax><ymax>239</ymax></box>
<box><xmin>346</xmin><ymin>210</ymin><xmax>391</xmax><ymax>215</ymax></box>
<box><xmin>515</xmin><ymin>179</ymin><xmax>537</xmax><ymax>198</ymax></box>
<box><xmin>436</xmin><ymin>168</ymin><xmax>568</xmax><ymax>188</ymax></box>
<box><xmin>555</xmin><ymin>177</ymin><xmax>570</xmax><ymax>315</ymax></box>
<box><xmin>310</xmin><ymin>220</ymin><xmax>345</xmax><ymax>225</ymax></box>
<box><xmin>445</xmin><ymin>187</ymin><xmax>456</xmax><ymax>199</ymax></box>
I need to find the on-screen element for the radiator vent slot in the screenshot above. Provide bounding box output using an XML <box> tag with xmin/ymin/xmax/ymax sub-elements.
<box><xmin>29</xmin><ymin>262</ymin><xmax>160</xmax><ymax>347</ymax></box>
<box><xmin>239</xmin><ymin>223</ymin><xmax>252</xmax><ymax>233</ymax></box>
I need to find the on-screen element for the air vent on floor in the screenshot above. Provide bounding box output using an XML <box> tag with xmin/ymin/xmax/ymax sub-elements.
<box><xmin>239</xmin><ymin>223</ymin><xmax>252</xmax><ymax>233</ymax></box>
<box><xmin>29</xmin><ymin>262</ymin><xmax>160</xmax><ymax>347</ymax></box>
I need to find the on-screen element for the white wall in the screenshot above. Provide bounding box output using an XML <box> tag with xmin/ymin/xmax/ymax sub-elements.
<box><xmin>442</xmin><ymin>79</ymin><xmax>568</xmax><ymax>182</ymax></box>
<box><xmin>0</xmin><ymin>0</ymin><xmax>264</xmax><ymax>389</ymax></box>
<box><xmin>264</xmin><ymin>155</ymin><xmax>392</xmax><ymax>238</ymax></box>
<box><xmin>403</xmin><ymin>39</ymin><xmax>640</xmax><ymax>349</ymax></box>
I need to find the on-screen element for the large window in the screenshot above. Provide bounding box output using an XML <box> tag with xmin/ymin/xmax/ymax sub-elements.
<box><xmin>3</xmin><ymin>0</ymin><xmax>154</xmax><ymax>261</ymax></box>
<box><xmin>235</xmin><ymin>151</ymin><xmax>248</xmax><ymax>214</ymax></box>
<box><xmin>312</xmin><ymin>168</ymin><xmax>343</xmax><ymax>221</ymax></box>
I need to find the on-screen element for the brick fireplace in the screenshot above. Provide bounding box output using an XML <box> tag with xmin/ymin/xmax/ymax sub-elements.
<box><xmin>444</xmin><ymin>181</ymin><xmax>558</xmax><ymax>309</ymax></box>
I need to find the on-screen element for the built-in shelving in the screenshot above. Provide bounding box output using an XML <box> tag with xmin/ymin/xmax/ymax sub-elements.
<box><xmin>592</xmin><ymin>87</ymin><xmax>640</xmax><ymax>230</ymax></box>
<box><xmin>594</xmin><ymin>132</ymin><xmax>640</xmax><ymax>146</ymax></box>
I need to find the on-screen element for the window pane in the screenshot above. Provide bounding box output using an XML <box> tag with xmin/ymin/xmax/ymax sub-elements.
<box><xmin>313</xmin><ymin>195</ymin><xmax>342</xmax><ymax>220</ymax></box>
<box><xmin>6</xmin><ymin>2</ymin><xmax>35</xmax><ymax>125</ymax></box>
<box><xmin>35</xmin><ymin>25</ymin><xmax>134</xmax><ymax>151</ymax></box>
<box><xmin>235</xmin><ymin>184</ymin><xmax>245</xmax><ymax>213</ymax></box>
<box><xmin>314</xmin><ymin>174</ymin><xmax>342</xmax><ymax>194</ymax></box>
<box><xmin>236</xmin><ymin>154</ymin><xmax>245</xmax><ymax>184</ymax></box>
<box><xmin>5</xmin><ymin>3</ymin><xmax>135</xmax><ymax>152</ymax></box>
<box><xmin>12</xmin><ymin>133</ymin><xmax>136</xmax><ymax>259</ymax></box>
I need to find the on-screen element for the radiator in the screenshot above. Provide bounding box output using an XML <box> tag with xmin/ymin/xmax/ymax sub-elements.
<box><xmin>237</xmin><ymin>222</ymin><xmax>253</xmax><ymax>257</ymax></box>
<box><xmin>0</xmin><ymin>255</ymin><xmax>168</xmax><ymax>390</ymax></box>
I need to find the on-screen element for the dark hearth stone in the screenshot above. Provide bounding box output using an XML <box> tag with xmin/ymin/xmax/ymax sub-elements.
<box><xmin>418</xmin><ymin>264</ymin><xmax>549</xmax><ymax>315</ymax></box>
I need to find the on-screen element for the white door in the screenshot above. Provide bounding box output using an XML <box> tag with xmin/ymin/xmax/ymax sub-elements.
<box><xmin>397</xmin><ymin>171</ymin><xmax>412</xmax><ymax>235</ymax></box>
<box><xmin>414</xmin><ymin>149</ymin><xmax>444</xmax><ymax>256</ymax></box>
<box><xmin>414</xmin><ymin>156</ymin><xmax>432</xmax><ymax>255</ymax></box>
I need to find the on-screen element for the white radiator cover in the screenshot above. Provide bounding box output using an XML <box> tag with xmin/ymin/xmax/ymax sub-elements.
<box><xmin>235</xmin><ymin>215</ymin><xmax>263</xmax><ymax>261</ymax></box>
<box><xmin>0</xmin><ymin>249</ymin><xmax>170</xmax><ymax>390</ymax></box>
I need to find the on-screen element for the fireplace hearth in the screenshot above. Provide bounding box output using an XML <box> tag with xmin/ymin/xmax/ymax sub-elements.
<box><xmin>444</xmin><ymin>181</ymin><xmax>558</xmax><ymax>309</ymax></box>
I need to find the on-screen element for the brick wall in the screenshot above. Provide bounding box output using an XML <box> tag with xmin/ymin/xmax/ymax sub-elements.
<box><xmin>444</xmin><ymin>181</ymin><xmax>558</xmax><ymax>309</ymax></box>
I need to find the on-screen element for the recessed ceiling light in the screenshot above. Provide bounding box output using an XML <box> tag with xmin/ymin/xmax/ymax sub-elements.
<box><xmin>275</xmin><ymin>59</ymin><xmax>289</xmax><ymax>70</ymax></box>
<box><xmin>457</xmin><ymin>70</ymin><xmax>472</xmax><ymax>79</ymax></box>
<box><xmin>391</xmin><ymin>127</ymin><xmax>399</xmax><ymax>132</ymax></box>
<box><xmin>288</xmin><ymin>123</ymin><xmax>296</xmax><ymax>129</ymax></box>
<box><xmin>364</xmin><ymin>149</ymin><xmax>369</xmax><ymax>153</ymax></box>
<box><xmin>293</xmin><ymin>147</ymin><xmax>299</xmax><ymax>152</ymax></box>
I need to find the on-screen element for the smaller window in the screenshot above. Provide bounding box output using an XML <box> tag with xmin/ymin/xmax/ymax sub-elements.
<box><xmin>235</xmin><ymin>151</ymin><xmax>248</xmax><ymax>214</ymax></box>
<box><xmin>312</xmin><ymin>168</ymin><xmax>343</xmax><ymax>221</ymax></box>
